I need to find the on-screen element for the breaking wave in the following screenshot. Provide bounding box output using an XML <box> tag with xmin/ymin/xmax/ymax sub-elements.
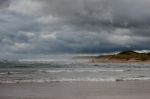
<box><xmin>1</xmin><ymin>77</ymin><xmax>150</xmax><ymax>83</ymax></box>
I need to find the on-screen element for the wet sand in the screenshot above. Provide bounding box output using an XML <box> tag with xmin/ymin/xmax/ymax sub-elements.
<box><xmin>91</xmin><ymin>58</ymin><xmax>150</xmax><ymax>64</ymax></box>
<box><xmin>0</xmin><ymin>81</ymin><xmax>150</xmax><ymax>99</ymax></box>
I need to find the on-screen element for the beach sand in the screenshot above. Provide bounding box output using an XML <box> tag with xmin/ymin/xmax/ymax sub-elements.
<box><xmin>90</xmin><ymin>58</ymin><xmax>150</xmax><ymax>64</ymax></box>
<box><xmin>0</xmin><ymin>81</ymin><xmax>150</xmax><ymax>99</ymax></box>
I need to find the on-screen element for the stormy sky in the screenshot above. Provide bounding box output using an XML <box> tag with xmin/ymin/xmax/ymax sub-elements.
<box><xmin>0</xmin><ymin>0</ymin><xmax>150</xmax><ymax>58</ymax></box>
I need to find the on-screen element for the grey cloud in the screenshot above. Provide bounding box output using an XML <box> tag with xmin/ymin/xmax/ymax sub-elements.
<box><xmin>38</xmin><ymin>0</ymin><xmax>150</xmax><ymax>28</ymax></box>
<box><xmin>0</xmin><ymin>0</ymin><xmax>150</xmax><ymax>58</ymax></box>
<box><xmin>0</xmin><ymin>0</ymin><xmax>10</xmax><ymax>9</ymax></box>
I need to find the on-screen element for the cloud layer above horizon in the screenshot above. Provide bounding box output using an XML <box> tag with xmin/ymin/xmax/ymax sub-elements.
<box><xmin>0</xmin><ymin>0</ymin><xmax>150</xmax><ymax>57</ymax></box>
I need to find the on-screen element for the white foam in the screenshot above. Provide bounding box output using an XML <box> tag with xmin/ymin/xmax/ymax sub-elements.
<box><xmin>0</xmin><ymin>72</ymin><xmax>8</xmax><ymax>75</ymax></box>
<box><xmin>1</xmin><ymin>77</ymin><xmax>150</xmax><ymax>83</ymax></box>
<box><xmin>0</xmin><ymin>78</ymin><xmax>116</xmax><ymax>83</ymax></box>
<box><xmin>43</xmin><ymin>69</ymin><xmax>124</xmax><ymax>73</ymax></box>
<box><xmin>0</xmin><ymin>72</ymin><xmax>23</xmax><ymax>75</ymax></box>
<box><xmin>124</xmin><ymin>77</ymin><xmax>150</xmax><ymax>81</ymax></box>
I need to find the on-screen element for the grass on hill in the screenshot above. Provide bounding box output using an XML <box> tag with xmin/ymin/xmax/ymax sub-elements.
<box><xmin>97</xmin><ymin>50</ymin><xmax>150</xmax><ymax>61</ymax></box>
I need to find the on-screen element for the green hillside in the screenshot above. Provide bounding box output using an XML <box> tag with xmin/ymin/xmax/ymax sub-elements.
<box><xmin>97</xmin><ymin>51</ymin><xmax>150</xmax><ymax>61</ymax></box>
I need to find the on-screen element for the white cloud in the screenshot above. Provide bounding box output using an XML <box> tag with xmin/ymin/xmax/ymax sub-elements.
<box><xmin>40</xmin><ymin>32</ymin><xmax>57</xmax><ymax>40</ymax></box>
<box><xmin>14</xmin><ymin>43</ymin><xmax>30</xmax><ymax>50</ymax></box>
<box><xmin>108</xmin><ymin>35</ymin><xmax>132</xmax><ymax>46</ymax></box>
<box><xmin>37</xmin><ymin>15</ymin><xmax>61</xmax><ymax>24</ymax></box>
<box><xmin>8</xmin><ymin>0</ymin><xmax>43</xmax><ymax>15</ymax></box>
<box><xmin>19</xmin><ymin>31</ymin><xmax>35</xmax><ymax>38</ymax></box>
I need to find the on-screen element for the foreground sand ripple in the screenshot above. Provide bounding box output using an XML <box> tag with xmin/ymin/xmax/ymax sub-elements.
<box><xmin>0</xmin><ymin>81</ymin><xmax>150</xmax><ymax>99</ymax></box>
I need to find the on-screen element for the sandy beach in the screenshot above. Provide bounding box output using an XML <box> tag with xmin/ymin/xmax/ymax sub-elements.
<box><xmin>0</xmin><ymin>81</ymin><xmax>150</xmax><ymax>99</ymax></box>
<box><xmin>93</xmin><ymin>58</ymin><xmax>150</xmax><ymax>64</ymax></box>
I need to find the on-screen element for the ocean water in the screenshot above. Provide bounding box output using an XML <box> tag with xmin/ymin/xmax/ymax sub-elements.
<box><xmin>0</xmin><ymin>56</ymin><xmax>150</xmax><ymax>83</ymax></box>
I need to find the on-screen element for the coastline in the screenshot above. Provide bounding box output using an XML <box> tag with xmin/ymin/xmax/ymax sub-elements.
<box><xmin>0</xmin><ymin>81</ymin><xmax>150</xmax><ymax>99</ymax></box>
<box><xmin>85</xmin><ymin>50</ymin><xmax>150</xmax><ymax>64</ymax></box>
<box><xmin>91</xmin><ymin>58</ymin><xmax>150</xmax><ymax>64</ymax></box>
<box><xmin>1</xmin><ymin>51</ymin><xmax>150</xmax><ymax>99</ymax></box>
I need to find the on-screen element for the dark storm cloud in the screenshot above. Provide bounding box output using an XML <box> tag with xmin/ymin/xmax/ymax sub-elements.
<box><xmin>39</xmin><ymin>0</ymin><xmax>150</xmax><ymax>28</ymax></box>
<box><xmin>0</xmin><ymin>0</ymin><xmax>150</xmax><ymax>57</ymax></box>
<box><xmin>36</xmin><ymin>0</ymin><xmax>150</xmax><ymax>51</ymax></box>
<box><xmin>0</xmin><ymin>0</ymin><xmax>10</xmax><ymax>9</ymax></box>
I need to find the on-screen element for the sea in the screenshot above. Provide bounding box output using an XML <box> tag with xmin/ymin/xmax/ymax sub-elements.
<box><xmin>0</xmin><ymin>54</ymin><xmax>150</xmax><ymax>83</ymax></box>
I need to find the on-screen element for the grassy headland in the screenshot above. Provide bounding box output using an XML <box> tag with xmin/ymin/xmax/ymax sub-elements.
<box><xmin>80</xmin><ymin>51</ymin><xmax>150</xmax><ymax>64</ymax></box>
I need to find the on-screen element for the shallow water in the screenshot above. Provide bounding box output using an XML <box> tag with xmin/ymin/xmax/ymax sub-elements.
<box><xmin>0</xmin><ymin>58</ymin><xmax>150</xmax><ymax>83</ymax></box>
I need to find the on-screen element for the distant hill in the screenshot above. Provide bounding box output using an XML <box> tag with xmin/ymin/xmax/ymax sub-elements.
<box><xmin>118</xmin><ymin>50</ymin><xmax>138</xmax><ymax>55</ymax></box>
<box><xmin>95</xmin><ymin>50</ymin><xmax>150</xmax><ymax>63</ymax></box>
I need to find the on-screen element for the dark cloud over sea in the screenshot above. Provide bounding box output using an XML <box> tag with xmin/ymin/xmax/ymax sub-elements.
<box><xmin>0</xmin><ymin>0</ymin><xmax>150</xmax><ymax>58</ymax></box>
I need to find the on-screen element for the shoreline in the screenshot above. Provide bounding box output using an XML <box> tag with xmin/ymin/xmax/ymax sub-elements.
<box><xmin>0</xmin><ymin>81</ymin><xmax>150</xmax><ymax>99</ymax></box>
<box><xmin>84</xmin><ymin>50</ymin><xmax>150</xmax><ymax>64</ymax></box>
<box><xmin>88</xmin><ymin>58</ymin><xmax>150</xmax><ymax>64</ymax></box>
<box><xmin>1</xmin><ymin>78</ymin><xmax>150</xmax><ymax>84</ymax></box>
